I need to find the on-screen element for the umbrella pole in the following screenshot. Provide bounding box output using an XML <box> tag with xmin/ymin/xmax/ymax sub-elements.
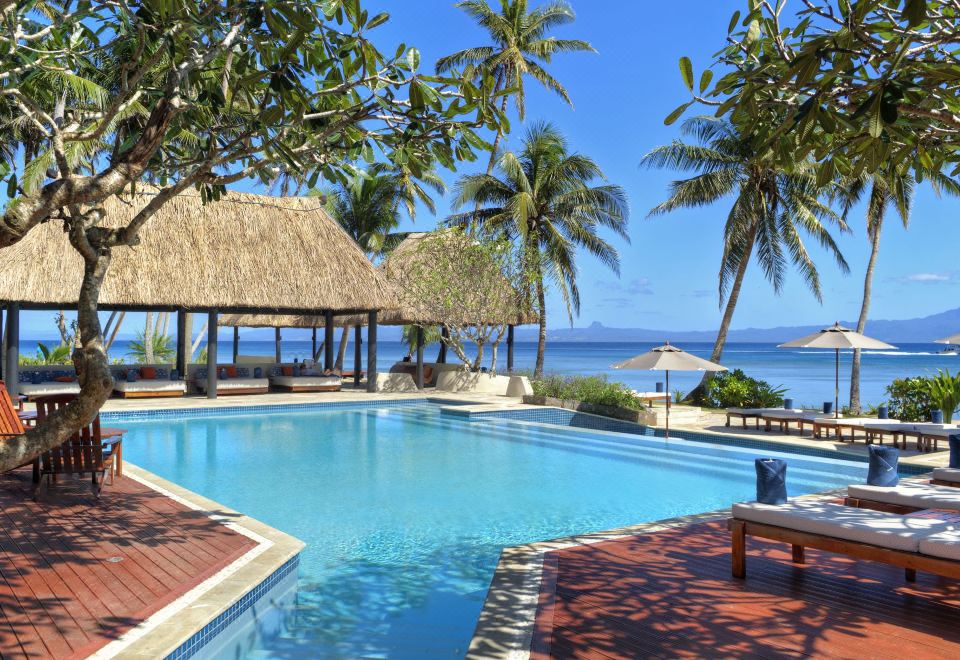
<box><xmin>665</xmin><ymin>369</ymin><xmax>670</xmax><ymax>439</ymax></box>
<box><xmin>835</xmin><ymin>348</ymin><xmax>840</xmax><ymax>419</ymax></box>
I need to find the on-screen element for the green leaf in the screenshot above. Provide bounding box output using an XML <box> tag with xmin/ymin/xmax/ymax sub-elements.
<box><xmin>366</xmin><ymin>11</ymin><xmax>389</xmax><ymax>30</ymax></box>
<box><xmin>6</xmin><ymin>173</ymin><xmax>16</xmax><ymax>198</ymax></box>
<box><xmin>679</xmin><ymin>57</ymin><xmax>694</xmax><ymax>92</ymax></box>
<box><xmin>903</xmin><ymin>0</ymin><xmax>927</xmax><ymax>27</ymax></box>
<box><xmin>699</xmin><ymin>69</ymin><xmax>713</xmax><ymax>94</ymax></box>
<box><xmin>727</xmin><ymin>10</ymin><xmax>741</xmax><ymax>34</ymax></box>
<box><xmin>664</xmin><ymin>101</ymin><xmax>693</xmax><ymax>125</ymax></box>
<box><xmin>407</xmin><ymin>47</ymin><xmax>420</xmax><ymax>72</ymax></box>
<box><xmin>746</xmin><ymin>20</ymin><xmax>761</xmax><ymax>44</ymax></box>
<box><xmin>868</xmin><ymin>94</ymin><xmax>884</xmax><ymax>138</ymax></box>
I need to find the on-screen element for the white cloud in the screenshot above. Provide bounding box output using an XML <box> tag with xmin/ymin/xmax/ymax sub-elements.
<box><xmin>902</xmin><ymin>272</ymin><xmax>953</xmax><ymax>283</ymax></box>
<box><xmin>599</xmin><ymin>277</ymin><xmax>654</xmax><ymax>296</ymax></box>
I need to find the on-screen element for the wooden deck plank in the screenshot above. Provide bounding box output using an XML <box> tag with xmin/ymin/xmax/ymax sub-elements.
<box><xmin>0</xmin><ymin>468</ymin><xmax>257</xmax><ymax>659</ymax></box>
<box><xmin>531</xmin><ymin>521</ymin><xmax>960</xmax><ymax>659</ymax></box>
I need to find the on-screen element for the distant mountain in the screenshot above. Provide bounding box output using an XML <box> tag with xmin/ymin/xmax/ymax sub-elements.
<box><xmin>512</xmin><ymin>308</ymin><xmax>960</xmax><ymax>344</ymax></box>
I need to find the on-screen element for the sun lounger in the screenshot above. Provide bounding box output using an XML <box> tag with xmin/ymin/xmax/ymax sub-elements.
<box><xmin>270</xmin><ymin>374</ymin><xmax>342</xmax><ymax>392</ymax></box>
<box><xmin>932</xmin><ymin>467</ymin><xmax>960</xmax><ymax>487</ymax></box>
<box><xmin>811</xmin><ymin>417</ymin><xmax>900</xmax><ymax>444</ymax></box>
<box><xmin>846</xmin><ymin>483</ymin><xmax>960</xmax><ymax>513</ymax></box>
<box><xmin>761</xmin><ymin>410</ymin><xmax>822</xmax><ymax>434</ymax></box>
<box><xmin>729</xmin><ymin>500</ymin><xmax>960</xmax><ymax>581</ymax></box>
<box><xmin>633</xmin><ymin>391</ymin><xmax>671</xmax><ymax>402</ymax></box>
<box><xmin>725</xmin><ymin>408</ymin><xmax>793</xmax><ymax>429</ymax></box>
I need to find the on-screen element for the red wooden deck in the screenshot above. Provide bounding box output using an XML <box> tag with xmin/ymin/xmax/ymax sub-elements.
<box><xmin>531</xmin><ymin>521</ymin><xmax>960</xmax><ymax>659</ymax></box>
<box><xmin>0</xmin><ymin>468</ymin><xmax>256</xmax><ymax>659</ymax></box>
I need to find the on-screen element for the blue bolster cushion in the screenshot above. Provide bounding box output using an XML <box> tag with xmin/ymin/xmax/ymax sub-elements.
<box><xmin>755</xmin><ymin>458</ymin><xmax>788</xmax><ymax>505</ymax></box>
<box><xmin>867</xmin><ymin>445</ymin><xmax>899</xmax><ymax>487</ymax></box>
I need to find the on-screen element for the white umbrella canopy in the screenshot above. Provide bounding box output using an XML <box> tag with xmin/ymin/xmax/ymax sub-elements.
<box><xmin>778</xmin><ymin>322</ymin><xmax>896</xmax><ymax>418</ymax></box>
<box><xmin>613</xmin><ymin>342</ymin><xmax>726</xmax><ymax>438</ymax></box>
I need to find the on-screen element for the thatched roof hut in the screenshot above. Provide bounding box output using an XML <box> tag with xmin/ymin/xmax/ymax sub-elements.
<box><xmin>0</xmin><ymin>189</ymin><xmax>395</xmax><ymax>313</ymax></box>
<box><xmin>221</xmin><ymin>231</ymin><xmax>537</xmax><ymax>329</ymax></box>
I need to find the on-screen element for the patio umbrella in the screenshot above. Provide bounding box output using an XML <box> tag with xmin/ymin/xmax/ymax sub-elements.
<box><xmin>778</xmin><ymin>322</ymin><xmax>896</xmax><ymax>419</ymax></box>
<box><xmin>612</xmin><ymin>342</ymin><xmax>726</xmax><ymax>438</ymax></box>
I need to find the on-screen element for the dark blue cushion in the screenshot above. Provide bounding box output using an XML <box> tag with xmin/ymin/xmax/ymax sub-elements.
<box><xmin>867</xmin><ymin>445</ymin><xmax>899</xmax><ymax>487</ymax></box>
<box><xmin>31</xmin><ymin>372</ymin><xmax>43</xmax><ymax>385</ymax></box>
<box><xmin>949</xmin><ymin>434</ymin><xmax>960</xmax><ymax>469</ymax></box>
<box><xmin>755</xmin><ymin>458</ymin><xmax>787</xmax><ymax>505</ymax></box>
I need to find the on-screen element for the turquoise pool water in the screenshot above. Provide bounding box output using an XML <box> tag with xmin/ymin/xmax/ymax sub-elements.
<box><xmin>120</xmin><ymin>402</ymin><xmax>871</xmax><ymax>658</ymax></box>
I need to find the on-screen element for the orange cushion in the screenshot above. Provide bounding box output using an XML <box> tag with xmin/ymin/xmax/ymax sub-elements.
<box><xmin>225</xmin><ymin>366</ymin><xmax>238</xmax><ymax>378</ymax></box>
<box><xmin>54</xmin><ymin>376</ymin><xmax>76</xmax><ymax>383</ymax></box>
<box><xmin>139</xmin><ymin>367</ymin><xmax>157</xmax><ymax>380</ymax></box>
<box><xmin>282</xmin><ymin>366</ymin><xmax>294</xmax><ymax>377</ymax></box>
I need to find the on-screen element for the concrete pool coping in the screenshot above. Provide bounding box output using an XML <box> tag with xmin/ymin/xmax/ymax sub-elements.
<box><xmin>94</xmin><ymin>464</ymin><xmax>305</xmax><ymax>659</ymax></box>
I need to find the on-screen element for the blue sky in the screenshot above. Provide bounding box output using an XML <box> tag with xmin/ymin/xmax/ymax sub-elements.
<box><xmin>16</xmin><ymin>0</ymin><xmax>960</xmax><ymax>338</ymax></box>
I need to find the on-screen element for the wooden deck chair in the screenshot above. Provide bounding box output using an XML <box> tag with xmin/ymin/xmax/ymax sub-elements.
<box><xmin>0</xmin><ymin>382</ymin><xmax>26</xmax><ymax>440</ymax></box>
<box><xmin>33</xmin><ymin>395</ymin><xmax>117</xmax><ymax>498</ymax></box>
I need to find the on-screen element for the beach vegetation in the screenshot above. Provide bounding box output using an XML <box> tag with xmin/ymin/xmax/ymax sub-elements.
<box><xmin>19</xmin><ymin>343</ymin><xmax>74</xmax><ymax>366</ymax></box>
<box><xmin>926</xmin><ymin>370</ymin><xmax>960</xmax><ymax>424</ymax></box>
<box><xmin>127</xmin><ymin>332</ymin><xmax>176</xmax><ymax>365</ymax></box>
<box><xmin>702</xmin><ymin>369</ymin><xmax>786</xmax><ymax>409</ymax></box>
<box><xmin>531</xmin><ymin>374</ymin><xmax>645</xmax><ymax>411</ymax></box>
<box><xmin>449</xmin><ymin>122</ymin><xmax>628</xmax><ymax>377</ymax></box>
<box><xmin>885</xmin><ymin>377</ymin><xmax>936</xmax><ymax>423</ymax></box>
<box><xmin>401</xmin><ymin>325</ymin><xmax>442</xmax><ymax>359</ymax></box>
<box><xmin>0</xmin><ymin>0</ymin><xmax>512</xmax><ymax>471</ymax></box>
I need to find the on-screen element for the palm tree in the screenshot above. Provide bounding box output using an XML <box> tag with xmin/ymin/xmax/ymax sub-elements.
<box><xmin>320</xmin><ymin>164</ymin><xmax>445</xmax><ymax>370</ymax></box>
<box><xmin>841</xmin><ymin>167</ymin><xmax>960</xmax><ymax>412</ymax></box>
<box><xmin>642</xmin><ymin>117</ymin><xmax>849</xmax><ymax>400</ymax></box>
<box><xmin>449</xmin><ymin>122</ymin><xmax>628</xmax><ymax>377</ymax></box>
<box><xmin>436</xmin><ymin>0</ymin><xmax>594</xmax><ymax>177</ymax></box>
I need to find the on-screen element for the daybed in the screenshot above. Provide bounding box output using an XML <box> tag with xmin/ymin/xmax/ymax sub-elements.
<box><xmin>725</xmin><ymin>407</ymin><xmax>796</xmax><ymax>429</ymax></box>
<box><xmin>845</xmin><ymin>482</ymin><xmax>960</xmax><ymax>514</ymax></box>
<box><xmin>112</xmin><ymin>366</ymin><xmax>186</xmax><ymax>398</ymax></box>
<box><xmin>17</xmin><ymin>369</ymin><xmax>81</xmax><ymax>400</ymax></box>
<box><xmin>729</xmin><ymin>500</ymin><xmax>960</xmax><ymax>581</ymax></box>
<box><xmin>194</xmin><ymin>366</ymin><xmax>269</xmax><ymax>396</ymax></box>
<box><xmin>760</xmin><ymin>410</ymin><xmax>823</xmax><ymax>434</ymax></box>
<box><xmin>932</xmin><ymin>467</ymin><xmax>960</xmax><ymax>487</ymax></box>
<box><xmin>269</xmin><ymin>366</ymin><xmax>341</xmax><ymax>392</ymax></box>
<box><xmin>811</xmin><ymin>417</ymin><xmax>901</xmax><ymax>443</ymax></box>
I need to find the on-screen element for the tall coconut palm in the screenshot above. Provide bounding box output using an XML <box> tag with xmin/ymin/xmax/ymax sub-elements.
<box><xmin>320</xmin><ymin>164</ymin><xmax>445</xmax><ymax>369</ymax></box>
<box><xmin>642</xmin><ymin>117</ymin><xmax>849</xmax><ymax>400</ymax></box>
<box><xmin>436</xmin><ymin>0</ymin><xmax>594</xmax><ymax>178</ymax></box>
<box><xmin>448</xmin><ymin>122</ymin><xmax>628</xmax><ymax>377</ymax></box>
<box><xmin>842</xmin><ymin>167</ymin><xmax>960</xmax><ymax>412</ymax></box>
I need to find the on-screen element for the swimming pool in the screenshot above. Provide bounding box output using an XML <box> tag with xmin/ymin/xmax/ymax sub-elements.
<box><xmin>119</xmin><ymin>401</ymin><xmax>876</xmax><ymax>658</ymax></box>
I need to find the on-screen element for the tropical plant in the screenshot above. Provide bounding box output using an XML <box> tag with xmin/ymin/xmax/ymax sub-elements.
<box><xmin>885</xmin><ymin>377</ymin><xmax>935</xmax><ymax>423</ymax></box>
<box><xmin>127</xmin><ymin>332</ymin><xmax>176</xmax><ymax>365</ymax></box>
<box><xmin>401</xmin><ymin>325</ymin><xmax>442</xmax><ymax>358</ymax></box>
<box><xmin>841</xmin><ymin>167</ymin><xmax>960</xmax><ymax>412</ymax></box>
<box><xmin>448</xmin><ymin>122</ymin><xmax>628</xmax><ymax>377</ymax></box>
<box><xmin>0</xmin><ymin>1</ymin><xmax>510</xmax><ymax>472</ymax></box>
<box><xmin>531</xmin><ymin>374</ymin><xmax>645</xmax><ymax>411</ymax></box>
<box><xmin>927</xmin><ymin>370</ymin><xmax>960</xmax><ymax>424</ymax></box>
<box><xmin>642</xmin><ymin>116</ymin><xmax>848</xmax><ymax>400</ymax></box>
<box><xmin>19</xmin><ymin>343</ymin><xmax>73</xmax><ymax>366</ymax></box>
<box><xmin>703</xmin><ymin>369</ymin><xmax>786</xmax><ymax>409</ymax></box>
<box><xmin>437</xmin><ymin>0</ymin><xmax>594</xmax><ymax>176</ymax></box>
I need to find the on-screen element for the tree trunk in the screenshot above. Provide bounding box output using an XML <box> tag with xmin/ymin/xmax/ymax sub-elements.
<box><xmin>850</xmin><ymin>222</ymin><xmax>883</xmax><ymax>413</ymax></box>
<box><xmin>105</xmin><ymin>311</ymin><xmax>125</xmax><ymax>352</ymax></box>
<box><xmin>0</xmin><ymin>251</ymin><xmax>114</xmax><ymax>473</ymax></box>
<box><xmin>535</xmin><ymin>274</ymin><xmax>547</xmax><ymax>378</ymax></box>
<box><xmin>190</xmin><ymin>319</ymin><xmax>208</xmax><ymax>360</ymax></box>
<box><xmin>688</xmin><ymin>225</ymin><xmax>757</xmax><ymax>403</ymax></box>
<box><xmin>143</xmin><ymin>311</ymin><xmax>155</xmax><ymax>363</ymax></box>
<box><xmin>472</xmin><ymin>341</ymin><xmax>485</xmax><ymax>371</ymax></box>
<box><xmin>335</xmin><ymin>326</ymin><xmax>349</xmax><ymax>371</ymax></box>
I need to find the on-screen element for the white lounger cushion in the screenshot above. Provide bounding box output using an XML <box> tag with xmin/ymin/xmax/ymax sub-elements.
<box><xmin>920</xmin><ymin>528</ymin><xmax>960</xmax><ymax>561</ymax></box>
<box><xmin>270</xmin><ymin>376</ymin><xmax>341</xmax><ymax>388</ymax></box>
<box><xmin>114</xmin><ymin>379</ymin><xmax>186</xmax><ymax>393</ymax></box>
<box><xmin>732</xmin><ymin>501</ymin><xmax>948</xmax><ymax>552</ymax></box>
<box><xmin>729</xmin><ymin>407</ymin><xmax>795</xmax><ymax>415</ymax></box>
<box><xmin>18</xmin><ymin>382</ymin><xmax>81</xmax><ymax>397</ymax></box>
<box><xmin>848</xmin><ymin>483</ymin><xmax>960</xmax><ymax>511</ymax></box>
<box><xmin>195</xmin><ymin>378</ymin><xmax>269</xmax><ymax>391</ymax></box>
<box><xmin>933</xmin><ymin>468</ymin><xmax>960</xmax><ymax>484</ymax></box>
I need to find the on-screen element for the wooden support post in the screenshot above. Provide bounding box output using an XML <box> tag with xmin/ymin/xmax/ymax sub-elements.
<box><xmin>274</xmin><ymin>327</ymin><xmax>282</xmax><ymax>363</ymax></box>
<box><xmin>415</xmin><ymin>326</ymin><xmax>424</xmax><ymax>390</ymax></box>
<box><xmin>367</xmin><ymin>311</ymin><xmax>377</xmax><ymax>393</ymax></box>
<box><xmin>232</xmin><ymin>326</ymin><xmax>239</xmax><ymax>363</ymax></box>
<box><xmin>176</xmin><ymin>310</ymin><xmax>187</xmax><ymax>377</ymax></box>
<box><xmin>353</xmin><ymin>325</ymin><xmax>362</xmax><ymax>388</ymax></box>
<box><xmin>324</xmin><ymin>310</ymin><xmax>334</xmax><ymax>371</ymax></box>
<box><xmin>731</xmin><ymin>519</ymin><xmax>746</xmax><ymax>578</ymax></box>
<box><xmin>507</xmin><ymin>324</ymin><xmax>515</xmax><ymax>372</ymax></box>
<box><xmin>792</xmin><ymin>545</ymin><xmax>805</xmax><ymax>564</ymax></box>
<box><xmin>312</xmin><ymin>327</ymin><xmax>317</xmax><ymax>363</ymax></box>
<box><xmin>206</xmin><ymin>311</ymin><xmax>218</xmax><ymax>400</ymax></box>
<box><xmin>4</xmin><ymin>303</ymin><xmax>17</xmax><ymax>397</ymax></box>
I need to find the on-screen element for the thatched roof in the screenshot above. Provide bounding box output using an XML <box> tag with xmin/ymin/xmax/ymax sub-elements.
<box><xmin>221</xmin><ymin>231</ymin><xmax>537</xmax><ymax>328</ymax></box>
<box><xmin>0</xmin><ymin>189</ymin><xmax>396</xmax><ymax>313</ymax></box>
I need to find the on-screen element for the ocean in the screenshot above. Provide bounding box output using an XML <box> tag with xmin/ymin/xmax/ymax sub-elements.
<box><xmin>16</xmin><ymin>339</ymin><xmax>959</xmax><ymax>409</ymax></box>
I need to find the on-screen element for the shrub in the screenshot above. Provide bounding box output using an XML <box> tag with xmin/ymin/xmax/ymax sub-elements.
<box><xmin>924</xmin><ymin>370</ymin><xmax>960</xmax><ymax>423</ymax></box>
<box><xmin>531</xmin><ymin>374</ymin><xmax>644</xmax><ymax>410</ymax></box>
<box><xmin>885</xmin><ymin>377</ymin><xmax>934</xmax><ymax>422</ymax></box>
<box><xmin>703</xmin><ymin>369</ymin><xmax>786</xmax><ymax>409</ymax></box>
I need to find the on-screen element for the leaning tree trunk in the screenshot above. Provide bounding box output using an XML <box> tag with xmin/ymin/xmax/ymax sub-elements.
<box><xmin>0</xmin><ymin>250</ymin><xmax>115</xmax><ymax>472</ymax></box>
<box><xmin>335</xmin><ymin>326</ymin><xmax>349</xmax><ymax>372</ymax></box>
<box><xmin>850</xmin><ymin>222</ymin><xmax>883</xmax><ymax>414</ymax></box>
<box><xmin>534</xmin><ymin>274</ymin><xmax>547</xmax><ymax>379</ymax></box>
<box><xmin>687</xmin><ymin>227</ymin><xmax>756</xmax><ymax>403</ymax></box>
<box><xmin>143</xmin><ymin>311</ymin><xmax>155</xmax><ymax>363</ymax></box>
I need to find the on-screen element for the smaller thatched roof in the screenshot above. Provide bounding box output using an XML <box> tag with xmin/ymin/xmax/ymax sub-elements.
<box><xmin>0</xmin><ymin>189</ymin><xmax>396</xmax><ymax>314</ymax></box>
<box><xmin>221</xmin><ymin>231</ymin><xmax>537</xmax><ymax>328</ymax></box>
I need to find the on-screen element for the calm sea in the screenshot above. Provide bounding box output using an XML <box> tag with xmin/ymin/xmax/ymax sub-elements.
<box><xmin>19</xmin><ymin>339</ymin><xmax>959</xmax><ymax>409</ymax></box>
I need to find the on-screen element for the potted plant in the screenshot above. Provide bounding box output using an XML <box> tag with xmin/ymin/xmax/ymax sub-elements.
<box><xmin>927</xmin><ymin>370</ymin><xmax>960</xmax><ymax>424</ymax></box>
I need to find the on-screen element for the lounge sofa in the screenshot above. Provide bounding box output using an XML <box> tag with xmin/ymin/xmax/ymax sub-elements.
<box><xmin>193</xmin><ymin>366</ymin><xmax>269</xmax><ymax>395</ymax></box>
<box><xmin>269</xmin><ymin>365</ymin><xmax>341</xmax><ymax>392</ymax></box>
<box><xmin>112</xmin><ymin>366</ymin><xmax>186</xmax><ymax>398</ymax></box>
<box><xmin>18</xmin><ymin>369</ymin><xmax>81</xmax><ymax>400</ymax></box>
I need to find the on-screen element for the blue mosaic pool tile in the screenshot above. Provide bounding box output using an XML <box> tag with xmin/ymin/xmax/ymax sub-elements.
<box><xmin>470</xmin><ymin>407</ymin><xmax>931</xmax><ymax>476</ymax></box>
<box><xmin>164</xmin><ymin>554</ymin><xmax>300</xmax><ymax>660</ymax></box>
